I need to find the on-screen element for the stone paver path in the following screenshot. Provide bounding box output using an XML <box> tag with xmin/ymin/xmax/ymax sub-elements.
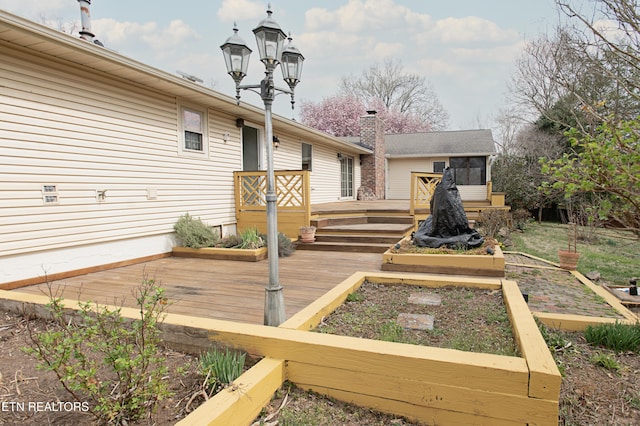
<box><xmin>505</xmin><ymin>253</ymin><xmax>625</xmax><ymax>319</ymax></box>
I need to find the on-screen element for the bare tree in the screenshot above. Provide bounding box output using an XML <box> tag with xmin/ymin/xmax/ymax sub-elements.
<box><xmin>510</xmin><ymin>1</ymin><xmax>640</xmax><ymax>134</ymax></box>
<box><xmin>339</xmin><ymin>58</ymin><xmax>449</xmax><ymax>130</ymax></box>
<box><xmin>37</xmin><ymin>13</ymin><xmax>79</xmax><ymax>36</ymax></box>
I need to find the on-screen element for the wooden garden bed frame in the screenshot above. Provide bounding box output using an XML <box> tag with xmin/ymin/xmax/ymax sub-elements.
<box><xmin>0</xmin><ymin>272</ymin><xmax>561</xmax><ymax>425</ymax></box>
<box><xmin>381</xmin><ymin>237</ymin><xmax>506</xmax><ymax>277</ymax></box>
<box><xmin>172</xmin><ymin>246</ymin><xmax>267</xmax><ymax>262</ymax></box>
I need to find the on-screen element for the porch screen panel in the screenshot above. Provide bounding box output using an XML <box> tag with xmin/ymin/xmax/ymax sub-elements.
<box><xmin>450</xmin><ymin>156</ymin><xmax>486</xmax><ymax>185</ymax></box>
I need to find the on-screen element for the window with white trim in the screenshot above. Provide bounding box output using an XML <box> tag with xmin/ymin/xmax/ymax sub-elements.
<box><xmin>301</xmin><ymin>142</ymin><xmax>312</xmax><ymax>171</ymax></box>
<box><xmin>179</xmin><ymin>105</ymin><xmax>208</xmax><ymax>156</ymax></box>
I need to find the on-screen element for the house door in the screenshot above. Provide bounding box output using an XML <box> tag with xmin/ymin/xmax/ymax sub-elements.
<box><xmin>242</xmin><ymin>126</ymin><xmax>261</xmax><ymax>171</ymax></box>
<box><xmin>340</xmin><ymin>155</ymin><xmax>354</xmax><ymax>198</ymax></box>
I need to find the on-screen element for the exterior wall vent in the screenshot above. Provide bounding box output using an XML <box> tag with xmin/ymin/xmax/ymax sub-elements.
<box><xmin>42</xmin><ymin>184</ymin><xmax>59</xmax><ymax>204</ymax></box>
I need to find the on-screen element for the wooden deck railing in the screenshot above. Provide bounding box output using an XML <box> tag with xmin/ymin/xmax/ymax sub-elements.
<box><xmin>409</xmin><ymin>172</ymin><xmax>442</xmax><ymax>216</ymax></box>
<box><xmin>234</xmin><ymin>170</ymin><xmax>311</xmax><ymax>238</ymax></box>
<box><xmin>409</xmin><ymin>172</ymin><xmax>508</xmax><ymax>226</ymax></box>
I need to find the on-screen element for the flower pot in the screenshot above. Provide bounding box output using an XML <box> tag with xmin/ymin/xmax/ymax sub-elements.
<box><xmin>558</xmin><ymin>250</ymin><xmax>580</xmax><ymax>270</ymax></box>
<box><xmin>299</xmin><ymin>226</ymin><xmax>316</xmax><ymax>243</ymax></box>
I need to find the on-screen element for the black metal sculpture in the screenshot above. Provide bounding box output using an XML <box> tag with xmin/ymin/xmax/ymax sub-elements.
<box><xmin>413</xmin><ymin>167</ymin><xmax>485</xmax><ymax>249</ymax></box>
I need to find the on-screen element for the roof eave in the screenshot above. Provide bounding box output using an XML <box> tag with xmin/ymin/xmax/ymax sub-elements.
<box><xmin>0</xmin><ymin>10</ymin><xmax>370</xmax><ymax>155</ymax></box>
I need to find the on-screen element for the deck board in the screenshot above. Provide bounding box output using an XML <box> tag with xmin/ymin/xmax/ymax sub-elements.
<box><xmin>13</xmin><ymin>251</ymin><xmax>382</xmax><ymax>325</ymax></box>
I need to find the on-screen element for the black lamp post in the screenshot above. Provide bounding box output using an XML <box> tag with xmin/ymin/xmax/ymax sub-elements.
<box><xmin>220</xmin><ymin>5</ymin><xmax>304</xmax><ymax>326</ymax></box>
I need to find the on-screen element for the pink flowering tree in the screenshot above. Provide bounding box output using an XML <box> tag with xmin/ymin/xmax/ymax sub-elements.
<box><xmin>300</xmin><ymin>95</ymin><xmax>432</xmax><ymax>136</ymax></box>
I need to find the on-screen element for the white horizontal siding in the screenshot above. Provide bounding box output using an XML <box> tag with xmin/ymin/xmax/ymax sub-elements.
<box><xmin>387</xmin><ymin>158</ymin><xmax>431</xmax><ymax>199</ymax></box>
<box><xmin>0</xmin><ymin>49</ymin><xmax>241</xmax><ymax>259</ymax></box>
<box><xmin>458</xmin><ymin>186</ymin><xmax>488</xmax><ymax>201</ymax></box>
<box><xmin>387</xmin><ymin>157</ymin><xmax>487</xmax><ymax>201</ymax></box>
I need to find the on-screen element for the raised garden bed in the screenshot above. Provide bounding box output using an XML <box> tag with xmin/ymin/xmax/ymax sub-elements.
<box><xmin>382</xmin><ymin>237</ymin><xmax>505</xmax><ymax>277</ymax></box>
<box><xmin>315</xmin><ymin>282</ymin><xmax>519</xmax><ymax>356</ymax></box>
<box><xmin>172</xmin><ymin>246</ymin><xmax>267</xmax><ymax>262</ymax></box>
<box><xmin>0</xmin><ymin>272</ymin><xmax>560</xmax><ymax>425</ymax></box>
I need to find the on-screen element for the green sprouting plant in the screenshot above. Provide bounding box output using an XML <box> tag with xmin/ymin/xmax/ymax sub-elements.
<box><xmin>590</xmin><ymin>352</ymin><xmax>621</xmax><ymax>372</ymax></box>
<box><xmin>199</xmin><ymin>347</ymin><xmax>246</xmax><ymax>394</ymax></box>
<box><xmin>174</xmin><ymin>213</ymin><xmax>219</xmax><ymax>248</ymax></box>
<box><xmin>346</xmin><ymin>292</ymin><xmax>364</xmax><ymax>303</ymax></box>
<box><xmin>23</xmin><ymin>277</ymin><xmax>171</xmax><ymax>425</ymax></box>
<box><xmin>584</xmin><ymin>322</ymin><xmax>640</xmax><ymax>353</ymax></box>
<box><xmin>537</xmin><ymin>320</ymin><xmax>571</xmax><ymax>353</ymax></box>
<box><xmin>238</xmin><ymin>227</ymin><xmax>265</xmax><ymax>249</ymax></box>
<box><xmin>379</xmin><ymin>321</ymin><xmax>404</xmax><ymax>342</ymax></box>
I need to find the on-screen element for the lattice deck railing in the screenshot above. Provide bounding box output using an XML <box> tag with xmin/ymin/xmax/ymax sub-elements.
<box><xmin>234</xmin><ymin>170</ymin><xmax>311</xmax><ymax>237</ymax></box>
<box><xmin>410</xmin><ymin>172</ymin><xmax>442</xmax><ymax>215</ymax></box>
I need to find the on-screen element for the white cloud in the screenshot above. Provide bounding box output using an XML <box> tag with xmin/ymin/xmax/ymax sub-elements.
<box><xmin>423</xmin><ymin>16</ymin><xmax>520</xmax><ymax>45</ymax></box>
<box><xmin>373</xmin><ymin>42</ymin><xmax>405</xmax><ymax>59</ymax></box>
<box><xmin>93</xmin><ymin>18</ymin><xmax>199</xmax><ymax>51</ymax></box>
<box><xmin>0</xmin><ymin>0</ymin><xmax>73</xmax><ymax>18</ymax></box>
<box><xmin>217</xmin><ymin>0</ymin><xmax>265</xmax><ymax>23</ymax></box>
<box><xmin>305</xmin><ymin>0</ymin><xmax>430</xmax><ymax>33</ymax></box>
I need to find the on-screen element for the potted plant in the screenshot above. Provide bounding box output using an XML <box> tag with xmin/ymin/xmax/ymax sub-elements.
<box><xmin>299</xmin><ymin>225</ymin><xmax>316</xmax><ymax>243</ymax></box>
<box><xmin>558</xmin><ymin>222</ymin><xmax>580</xmax><ymax>270</ymax></box>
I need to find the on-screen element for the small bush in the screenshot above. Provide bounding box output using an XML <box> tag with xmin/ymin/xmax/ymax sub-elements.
<box><xmin>584</xmin><ymin>322</ymin><xmax>640</xmax><ymax>353</ymax></box>
<box><xmin>511</xmin><ymin>209</ymin><xmax>531</xmax><ymax>230</ymax></box>
<box><xmin>199</xmin><ymin>348</ymin><xmax>246</xmax><ymax>394</ymax></box>
<box><xmin>174</xmin><ymin>213</ymin><xmax>219</xmax><ymax>248</ymax></box>
<box><xmin>277</xmin><ymin>232</ymin><xmax>296</xmax><ymax>257</ymax></box>
<box><xmin>478</xmin><ymin>210</ymin><xmax>511</xmax><ymax>240</ymax></box>
<box><xmin>216</xmin><ymin>234</ymin><xmax>243</xmax><ymax>248</ymax></box>
<box><xmin>23</xmin><ymin>277</ymin><xmax>171</xmax><ymax>424</ymax></box>
<box><xmin>238</xmin><ymin>227</ymin><xmax>265</xmax><ymax>249</ymax></box>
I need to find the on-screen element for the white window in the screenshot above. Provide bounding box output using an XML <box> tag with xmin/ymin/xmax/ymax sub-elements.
<box><xmin>301</xmin><ymin>142</ymin><xmax>312</xmax><ymax>171</ymax></box>
<box><xmin>179</xmin><ymin>105</ymin><xmax>208</xmax><ymax>157</ymax></box>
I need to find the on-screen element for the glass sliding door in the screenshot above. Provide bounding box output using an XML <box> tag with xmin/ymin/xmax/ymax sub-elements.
<box><xmin>340</xmin><ymin>156</ymin><xmax>354</xmax><ymax>198</ymax></box>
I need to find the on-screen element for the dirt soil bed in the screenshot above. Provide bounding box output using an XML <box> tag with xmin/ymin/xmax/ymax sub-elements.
<box><xmin>0</xmin><ymin>308</ymin><xmax>208</xmax><ymax>425</ymax></box>
<box><xmin>315</xmin><ymin>282</ymin><xmax>518</xmax><ymax>356</ymax></box>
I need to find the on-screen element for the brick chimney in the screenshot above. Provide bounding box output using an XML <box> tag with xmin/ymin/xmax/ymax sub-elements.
<box><xmin>358</xmin><ymin>110</ymin><xmax>385</xmax><ymax>200</ymax></box>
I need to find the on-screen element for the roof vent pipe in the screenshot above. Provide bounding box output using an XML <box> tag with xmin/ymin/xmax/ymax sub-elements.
<box><xmin>78</xmin><ymin>0</ymin><xmax>96</xmax><ymax>43</ymax></box>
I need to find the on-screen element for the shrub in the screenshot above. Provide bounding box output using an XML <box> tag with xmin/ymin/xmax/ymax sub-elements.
<box><xmin>276</xmin><ymin>232</ymin><xmax>296</xmax><ymax>257</ymax></box>
<box><xmin>23</xmin><ymin>277</ymin><xmax>171</xmax><ymax>424</ymax></box>
<box><xmin>238</xmin><ymin>227</ymin><xmax>265</xmax><ymax>249</ymax></box>
<box><xmin>584</xmin><ymin>322</ymin><xmax>640</xmax><ymax>353</ymax></box>
<box><xmin>199</xmin><ymin>348</ymin><xmax>246</xmax><ymax>394</ymax></box>
<box><xmin>216</xmin><ymin>234</ymin><xmax>243</xmax><ymax>248</ymax></box>
<box><xmin>478</xmin><ymin>209</ymin><xmax>511</xmax><ymax>240</ymax></box>
<box><xmin>511</xmin><ymin>209</ymin><xmax>532</xmax><ymax>230</ymax></box>
<box><xmin>174</xmin><ymin>213</ymin><xmax>219</xmax><ymax>248</ymax></box>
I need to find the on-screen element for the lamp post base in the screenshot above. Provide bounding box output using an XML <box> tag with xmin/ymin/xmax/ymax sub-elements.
<box><xmin>264</xmin><ymin>285</ymin><xmax>286</xmax><ymax>326</ymax></box>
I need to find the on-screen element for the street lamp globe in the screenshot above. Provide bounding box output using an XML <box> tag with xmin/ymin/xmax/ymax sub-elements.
<box><xmin>220</xmin><ymin>23</ymin><xmax>252</xmax><ymax>92</ymax></box>
<box><xmin>281</xmin><ymin>34</ymin><xmax>304</xmax><ymax>91</ymax></box>
<box><xmin>252</xmin><ymin>6</ymin><xmax>286</xmax><ymax>66</ymax></box>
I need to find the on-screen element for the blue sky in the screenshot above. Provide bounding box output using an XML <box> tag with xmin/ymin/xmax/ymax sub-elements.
<box><xmin>1</xmin><ymin>0</ymin><xmax>560</xmax><ymax>130</ymax></box>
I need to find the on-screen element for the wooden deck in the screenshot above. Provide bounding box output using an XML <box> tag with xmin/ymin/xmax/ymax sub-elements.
<box><xmin>13</xmin><ymin>251</ymin><xmax>382</xmax><ymax>325</ymax></box>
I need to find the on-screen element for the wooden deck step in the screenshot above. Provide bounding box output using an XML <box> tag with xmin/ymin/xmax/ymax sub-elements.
<box><xmin>317</xmin><ymin>223</ymin><xmax>413</xmax><ymax>234</ymax></box>
<box><xmin>312</xmin><ymin>215</ymin><xmax>413</xmax><ymax>228</ymax></box>
<box><xmin>296</xmin><ymin>241</ymin><xmax>391</xmax><ymax>253</ymax></box>
<box><xmin>315</xmin><ymin>234</ymin><xmax>401</xmax><ymax>245</ymax></box>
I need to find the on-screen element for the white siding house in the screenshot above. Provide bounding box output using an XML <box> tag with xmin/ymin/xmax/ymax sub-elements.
<box><xmin>0</xmin><ymin>11</ymin><xmax>369</xmax><ymax>284</ymax></box>
<box><xmin>384</xmin><ymin>130</ymin><xmax>497</xmax><ymax>200</ymax></box>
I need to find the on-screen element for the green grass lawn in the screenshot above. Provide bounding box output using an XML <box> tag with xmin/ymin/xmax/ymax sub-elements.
<box><xmin>509</xmin><ymin>222</ymin><xmax>639</xmax><ymax>286</ymax></box>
